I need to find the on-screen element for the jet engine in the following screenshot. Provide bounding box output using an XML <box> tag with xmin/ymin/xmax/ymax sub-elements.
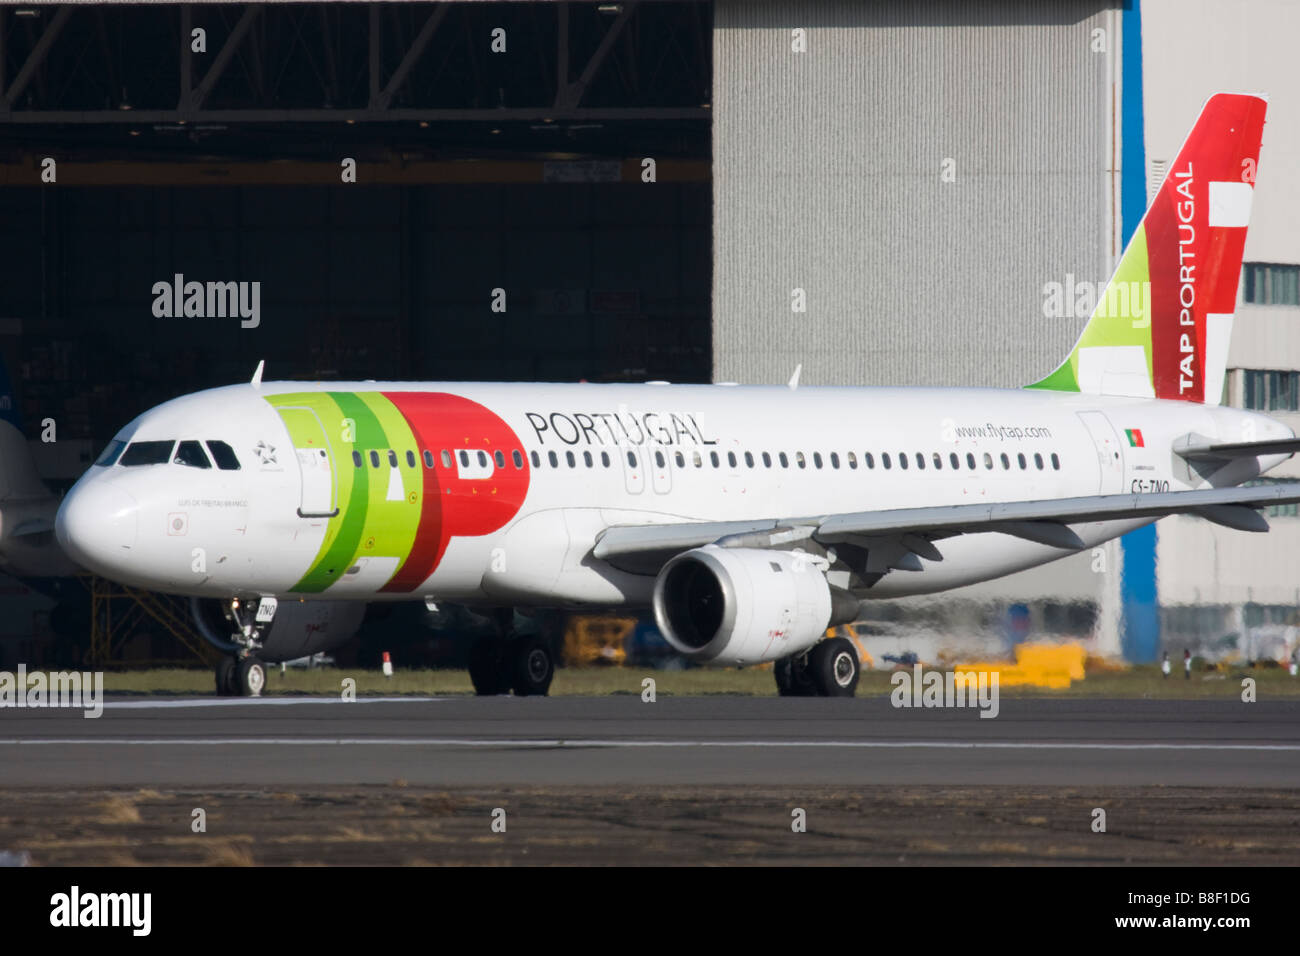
<box><xmin>652</xmin><ymin>545</ymin><xmax>854</xmax><ymax>665</ymax></box>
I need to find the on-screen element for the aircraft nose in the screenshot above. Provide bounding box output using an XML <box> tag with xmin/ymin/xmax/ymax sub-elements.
<box><xmin>55</xmin><ymin>481</ymin><xmax>139</xmax><ymax>574</ymax></box>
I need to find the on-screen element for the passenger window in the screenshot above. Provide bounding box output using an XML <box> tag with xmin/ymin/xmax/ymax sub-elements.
<box><xmin>531</xmin><ymin>451</ymin><xmax>541</xmax><ymax>468</ymax></box>
<box><xmin>174</xmin><ymin>440</ymin><xmax>211</xmax><ymax>469</ymax></box>
<box><xmin>1000</xmin><ymin>453</ymin><xmax>1010</xmax><ymax>470</ymax></box>
<box><xmin>94</xmin><ymin>440</ymin><xmax>127</xmax><ymax>467</ymax></box>
<box><xmin>830</xmin><ymin>452</ymin><xmax>839</xmax><ymax>469</ymax></box>
<box><xmin>458</xmin><ymin>450</ymin><xmax>469</xmax><ymax>467</ymax></box>
<box><xmin>812</xmin><ymin>452</ymin><xmax>822</xmax><ymax>469</ymax></box>
<box><xmin>626</xmin><ymin>450</ymin><xmax>637</xmax><ymax>467</ymax></box>
<box><xmin>406</xmin><ymin>450</ymin><xmax>417</xmax><ymax>468</ymax></box>
<box><xmin>584</xmin><ymin>451</ymin><xmax>594</xmax><ymax>467</ymax></box>
<box><xmin>762</xmin><ymin>452</ymin><xmax>772</xmax><ymax>468</ymax></box>
<box><xmin>728</xmin><ymin>451</ymin><xmax>738</xmax><ymax>468</ymax></box>
<box><xmin>865</xmin><ymin>452</ymin><xmax>874</xmax><ymax>469</ymax></box>
<box><xmin>745</xmin><ymin>451</ymin><xmax>754</xmax><ymax>468</ymax></box>
<box><xmin>370</xmin><ymin>451</ymin><xmax>381</xmax><ymax>468</ymax></box>
<box><xmin>1051</xmin><ymin>453</ymin><xmax>1061</xmax><ymax>470</ymax></box>
<box><xmin>565</xmin><ymin>451</ymin><xmax>576</xmax><ymax>467</ymax></box>
<box><xmin>966</xmin><ymin>453</ymin><xmax>976</xmax><ymax>470</ymax></box>
<box><xmin>949</xmin><ymin>453</ymin><xmax>959</xmax><ymax>470</ymax></box>
<box><xmin>984</xmin><ymin>453</ymin><xmax>993</xmax><ymax>469</ymax></box>
<box><xmin>549</xmin><ymin>451</ymin><xmax>559</xmax><ymax>467</ymax></box>
<box><xmin>899</xmin><ymin>453</ymin><xmax>908</xmax><ymax>470</ymax></box>
<box><xmin>513</xmin><ymin>450</ymin><xmax>524</xmax><ymax>469</ymax></box>
<box><xmin>204</xmin><ymin>440</ymin><xmax>240</xmax><ymax>471</ymax></box>
<box><xmin>423</xmin><ymin>450</ymin><xmax>434</xmax><ymax>469</ymax></box>
<box><xmin>353</xmin><ymin>451</ymin><xmax>364</xmax><ymax>468</ymax></box>
<box><xmin>675</xmin><ymin>451</ymin><xmax>685</xmax><ymax>468</ymax></box>
<box><xmin>495</xmin><ymin>450</ymin><xmax>505</xmax><ymax>469</ymax></box>
<box><xmin>388</xmin><ymin>450</ymin><xmax>399</xmax><ymax>468</ymax></box>
<box><xmin>933</xmin><ymin>452</ymin><xmax>942</xmax><ymax>470</ymax></box>
<box><xmin>915</xmin><ymin>452</ymin><xmax>924</xmax><ymax>470</ymax></box>
<box><xmin>441</xmin><ymin>450</ymin><xmax>452</xmax><ymax>468</ymax></box>
<box><xmin>710</xmin><ymin>452</ymin><xmax>720</xmax><ymax>468</ymax></box>
<box><xmin>477</xmin><ymin>451</ymin><xmax>488</xmax><ymax>468</ymax></box>
<box><xmin>694</xmin><ymin>451</ymin><xmax>703</xmax><ymax>468</ymax></box>
<box><xmin>882</xmin><ymin>453</ymin><xmax>891</xmax><ymax>470</ymax></box>
<box><xmin>779</xmin><ymin>452</ymin><xmax>789</xmax><ymax>468</ymax></box>
<box><xmin>1017</xmin><ymin>453</ymin><xmax>1027</xmax><ymax>470</ymax></box>
<box><xmin>1034</xmin><ymin>453</ymin><xmax>1043</xmax><ymax>470</ymax></box>
<box><xmin>848</xmin><ymin>452</ymin><xmax>857</xmax><ymax>469</ymax></box>
<box><xmin>601</xmin><ymin>451</ymin><xmax>610</xmax><ymax>467</ymax></box>
<box><xmin>654</xmin><ymin>451</ymin><xmax>665</xmax><ymax>468</ymax></box>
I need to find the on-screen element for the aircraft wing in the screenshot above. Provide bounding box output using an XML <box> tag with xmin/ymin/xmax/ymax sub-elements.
<box><xmin>592</xmin><ymin>481</ymin><xmax>1300</xmax><ymax>571</ymax></box>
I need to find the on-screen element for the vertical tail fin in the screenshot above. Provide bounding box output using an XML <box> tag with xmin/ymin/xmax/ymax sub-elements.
<box><xmin>1028</xmin><ymin>92</ymin><xmax>1267</xmax><ymax>404</ymax></box>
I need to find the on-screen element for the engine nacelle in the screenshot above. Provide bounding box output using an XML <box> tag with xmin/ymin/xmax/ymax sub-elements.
<box><xmin>652</xmin><ymin>545</ymin><xmax>834</xmax><ymax>665</ymax></box>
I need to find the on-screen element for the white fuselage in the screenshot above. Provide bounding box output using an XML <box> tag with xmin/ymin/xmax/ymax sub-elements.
<box><xmin>54</xmin><ymin>381</ymin><xmax>1293</xmax><ymax>607</ymax></box>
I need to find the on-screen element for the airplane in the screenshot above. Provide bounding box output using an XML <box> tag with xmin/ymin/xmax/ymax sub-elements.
<box><xmin>54</xmin><ymin>92</ymin><xmax>1300</xmax><ymax>698</ymax></box>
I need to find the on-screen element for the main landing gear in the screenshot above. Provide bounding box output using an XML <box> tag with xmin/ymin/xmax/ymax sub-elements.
<box><xmin>213</xmin><ymin>596</ymin><xmax>275</xmax><ymax>698</ymax></box>
<box><xmin>775</xmin><ymin>637</ymin><xmax>860</xmax><ymax>697</ymax></box>
<box><xmin>468</xmin><ymin>609</ymin><xmax>556</xmax><ymax>696</ymax></box>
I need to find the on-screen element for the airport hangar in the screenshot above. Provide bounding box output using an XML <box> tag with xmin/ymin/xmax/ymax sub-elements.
<box><xmin>0</xmin><ymin>0</ymin><xmax>1295</xmax><ymax>667</ymax></box>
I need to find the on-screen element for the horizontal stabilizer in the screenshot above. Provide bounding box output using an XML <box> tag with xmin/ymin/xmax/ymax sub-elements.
<box><xmin>1174</xmin><ymin>434</ymin><xmax>1300</xmax><ymax>461</ymax></box>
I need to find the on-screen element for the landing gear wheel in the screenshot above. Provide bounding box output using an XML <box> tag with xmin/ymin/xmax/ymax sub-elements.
<box><xmin>235</xmin><ymin>657</ymin><xmax>267</xmax><ymax>697</ymax></box>
<box><xmin>510</xmin><ymin>636</ymin><xmax>554</xmax><ymax>697</ymax></box>
<box><xmin>809</xmin><ymin>637</ymin><xmax>860</xmax><ymax>697</ymax></box>
<box><xmin>215</xmin><ymin>657</ymin><xmax>237</xmax><ymax>697</ymax></box>
<box><xmin>774</xmin><ymin>654</ymin><xmax>817</xmax><ymax>696</ymax></box>
<box><xmin>468</xmin><ymin>636</ymin><xmax>506</xmax><ymax>695</ymax></box>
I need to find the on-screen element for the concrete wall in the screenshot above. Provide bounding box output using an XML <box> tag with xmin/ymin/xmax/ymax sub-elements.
<box><xmin>712</xmin><ymin>0</ymin><xmax>1118</xmax><ymax>389</ymax></box>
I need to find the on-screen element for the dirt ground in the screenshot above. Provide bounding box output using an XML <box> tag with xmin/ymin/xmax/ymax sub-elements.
<box><xmin>2</xmin><ymin>785</ymin><xmax>1298</xmax><ymax>865</ymax></box>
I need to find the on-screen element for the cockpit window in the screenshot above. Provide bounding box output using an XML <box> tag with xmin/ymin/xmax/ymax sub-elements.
<box><xmin>94</xmin><ymin>440</ymin><xmax>127</xmax><ymax>467</ymax></box>
<box><xmin>174</xmin><ymin>440</ymin><xmax>212</xmax><ymax>469</ymax></box>
<box><xmin>119</xmin><ymin>440</ymin><xmax>175</xmax><ymax>466</ymax></box>
<box><xmin>206</xmin><ymin>440</ymin><xmax>241</xmax><ymax>471</ymax></box>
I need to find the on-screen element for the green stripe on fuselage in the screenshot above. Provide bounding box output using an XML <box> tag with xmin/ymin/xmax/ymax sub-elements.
<box><xmin>266</xmin><ymin>391</ymin><xmax>421</xmax><ymax>594</ymax></box>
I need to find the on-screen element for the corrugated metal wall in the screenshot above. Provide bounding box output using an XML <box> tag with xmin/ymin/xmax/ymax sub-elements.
<box><xmin>713</xmin><ymin>0</ymin><xmax>1117</xmax><ymax>387</ymax></box>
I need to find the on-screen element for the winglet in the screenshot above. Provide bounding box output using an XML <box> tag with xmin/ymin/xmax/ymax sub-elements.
<box><xmin>788</xmin><ymin>364</ymin><xmax>802</xmax><ymax>390</ymax></box>
<box><xmin>250</xmin><ymin>360</ymin><xmax>265</xmax><ymax>389</ymax></box>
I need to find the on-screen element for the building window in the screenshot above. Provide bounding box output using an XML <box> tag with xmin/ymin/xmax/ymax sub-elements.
<box><xmin>1242</xmin><ymin>262</ymin><xmax>1300</xmax><ymax>306</ymax></box>
<box><xmin>1242</xmin><ymin>370</ymin><xmax>1300</xmax><ymax>411</ymax></box>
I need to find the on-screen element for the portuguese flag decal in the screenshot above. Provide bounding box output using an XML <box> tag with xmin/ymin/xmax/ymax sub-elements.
<box><xmin>1125</xmin><ymin>428</ymin><xmax>1145</xmax><ymax>448</ymax></box>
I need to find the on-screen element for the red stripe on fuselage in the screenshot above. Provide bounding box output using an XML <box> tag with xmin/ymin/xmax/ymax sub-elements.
<box><xmin>379</xmin><ymin>392</ymin><xmax>531</xmax><ymax>593</ymax></box>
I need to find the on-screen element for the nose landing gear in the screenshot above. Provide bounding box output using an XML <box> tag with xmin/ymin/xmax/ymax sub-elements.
<box><xmin>212</xmin><ymin>596</ymin><xmax>275</xmax><ymax>697</ymax></box>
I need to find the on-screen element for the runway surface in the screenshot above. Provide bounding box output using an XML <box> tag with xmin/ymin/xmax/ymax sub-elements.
<box><xmin>3</xmin><ymin>696</ymin><xmax>1298</xmax><ymax>787</ymax></box>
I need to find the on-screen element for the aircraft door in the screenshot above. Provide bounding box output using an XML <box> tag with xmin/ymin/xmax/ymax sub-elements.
<box><xmin>620</xmin><ymin>445</ymin><xmax>645</xmax><ymax>494</ymax></box>
<box><xmin>275</xmin><ymin>406</ymin><xmax>339</xmax><ymax>517</ymax></box>
<box><xmin>1076</xmin><ymin>410</ymin><xmax>1125</xmax><ymax>495</ymax></box>
<box><xmin>649</xmin><ymin>445</ymin><xmax>673</xmax><ymax>494</ymax></box>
